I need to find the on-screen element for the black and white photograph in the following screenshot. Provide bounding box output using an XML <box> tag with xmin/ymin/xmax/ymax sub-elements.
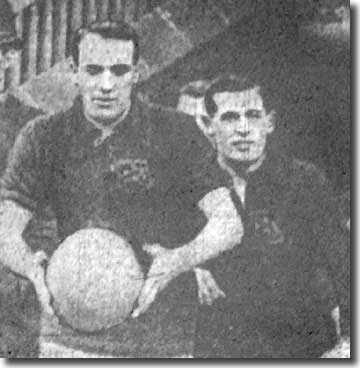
<box><xmin>0</xmin><ymin>0</ymin><xmax>350</xmax><ymax>359</ymax></box>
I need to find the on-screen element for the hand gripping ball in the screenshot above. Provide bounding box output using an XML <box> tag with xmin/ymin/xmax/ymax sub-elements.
<box><xmin>46</xmin><ymin>228</ymin><xmax>144</xmax><ymax>332</ymax></box>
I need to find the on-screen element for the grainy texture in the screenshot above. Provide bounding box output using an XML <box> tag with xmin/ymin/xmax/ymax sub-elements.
<box><xmin>0</xmin><ymin>0</ymin><xmax>350</xmax><ymax>359</ymax></box>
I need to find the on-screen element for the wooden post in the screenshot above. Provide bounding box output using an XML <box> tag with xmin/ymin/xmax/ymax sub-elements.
<box><xmin>52</xmin><ymin>0</ymin><xmax>68</xmax><ymax>65</ymax></box>
<box><xmin>71</xmin><ymin>0</ymin><xmax>84</xmax><ymax>31</ymax></box>
<box><xmin>23</xmin><ymin>3</ymin><xmax>39</xmax><ymax>80</ymax></box>
<box><xmin>112</xmin><ymin>0</ymin><xmax>123</xmax><ymax>18</ymax></box>
<box><xmin>13</xmin><ymin>11</ymin><xmax>24</xmax><ymax>86</ymax></box>
<box><xmin>99</xmin><ymin>0</ymin><xmax>110</xmax><ymax>21</ymax></box>
<box><xmin>0</xmin><ymin>67</ymin><xmax>5</xmax><ymax>93</ymax></box>
<box><xmin>136</xmin><ymin>0</ymin><xmax>149</xmax><ymax>20</ymax></box>
<box><xmin>15</xmin><ymin>10</ymin><xmax>24</xmax><ymax>40</ymax></box>
<box><xmin>38</xmin><ymin>0</ymin><xmax>53</xmax><ymax>73</ymax></box>
<box><xmin>87</xmin><ymin>0</ymin><xmax>97</xmax><ymax>24</ymax></box>
<box><xmin>124</xmin><ymin>0</ymin><xmax>136</xmax><ymax>23</ymax></box>
<box><xmin>8</xmin><ymin>50</ymin><xmax>22</xmax><ymax>88</ymax></box>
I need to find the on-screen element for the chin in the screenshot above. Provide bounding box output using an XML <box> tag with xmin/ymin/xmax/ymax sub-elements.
<box><xmin>228</xmin><ymin>152</ymin><xmax>254</xmax><ymax>162</ymax></box>
<box><xmin>94</xmin><ymin>110</ymin><xmax>120</xmax><ymax>121</ymax></box>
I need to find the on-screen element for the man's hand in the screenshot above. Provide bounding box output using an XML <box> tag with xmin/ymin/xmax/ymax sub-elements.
<box><xmin>28</xmin><ymin>250</ymin><xmax>57</xmax><ymax>321</ymax></box>
<box><xmin>132</xmin><ymin>244</ymin><xmax>185</xmax><ymax>318</ymax></box>
<box><xmin>194</xmin><ymin>267</ymin><xmax>225</xmax><ymax>305</ymax></box>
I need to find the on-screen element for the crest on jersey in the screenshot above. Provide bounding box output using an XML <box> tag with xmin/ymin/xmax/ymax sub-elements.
<box><xmin>250</xmin><ymin>209</ymin><xmax>285</xmax><ymax>245</ymax></box>
<box><xmin>108</xmin><ymin>158</ymin><xmax>155</xmax><ymax>193</ymax></box>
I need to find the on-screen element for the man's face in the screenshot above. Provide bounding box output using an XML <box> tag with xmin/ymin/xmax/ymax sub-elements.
<box><xmin>208</xmin><ymin>87</ymin><xmax>274</xmax><ymax>162</ymax></box>
<box><xmin>76</xmin><ymin>33</ymin><xmax>138</xmax><ymax>125</ymax></box>
<box><xmin>0</xmin><ymin>48</ymin><xmax>16</xmax><ymax>68</ymax></box>
<box><xmin>0</xmin><ymin>47</ymin><xmax>19</xmax><ymax>90</ymax></box>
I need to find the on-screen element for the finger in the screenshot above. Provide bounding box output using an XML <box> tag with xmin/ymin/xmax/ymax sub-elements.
<box><xmin>38</xmin><ymin>291</ymin><xmax>55</xmax><ymax>316</ymax></box>
<box><xmin>198</xmin><ymin>291</ymin><xmax>205</xmax><ymax>305</ymax></box>
<box><xmin>206</xmin><ymin>277</ymin><xmax>225</xmax><ymax>299</ymax></box>
<box><xmin>208</xmin><ymin>283</ymin><xmax>226</xmax><ymax>301</ymax></box>
<box><xmin>198</xmin><ymin>280</ymin><xmax>214</xmax><ymax>305</ymax></box>
<box><xmin>201</xmin><ymin>270</ymin><xmax>226</xmax><ymax>299</ymax></box>
<box><xmin>132</xmin><ymin>280</ymin><xmax>159</xmax><ymax>318</ymax></box>
<box><xmin>33</xmin><ymin>250</ymin><xmax>49</xmax><ymax>266</ymax></box>
<box><xmin>194</xmin><ymin>269</ymin><xmax>207</xmax><ymax>304</ymax></box>
<box><xmin>143</xmin><ymin>244</ymin><xmax>165</xmax><ymax>258</ymax></box>
<box><xmin>197</xmin><ymin>282</ymin><xmax>206</xmax><ymax>305</ymax></box>
<box><xmin>195</xmin><ymin>269</ymin><xmax>215</xmax><ymax>304</ymax></box>
<box><xmin>32</xmin><ymin>273</ymin><xmax>55</xmax><ymax>316</ymax></box>
<box><xmin>132</xmin><ymin>290</ymin><xmax>157</xmax><ymax>317</ymax></box>
<box><xmin>203</xmin><ymin>290</ymin><xmax>213</xmax><ymax>306</ymax></box>
<box><xmin>199</xmin><ymin>273</ymin><xmax>225</xmax><ymax>304</ymax></box>
<box><xmin>137</xmin><ymin>276</ymin><xmax>159</xmax><ymax>306</ymax></box>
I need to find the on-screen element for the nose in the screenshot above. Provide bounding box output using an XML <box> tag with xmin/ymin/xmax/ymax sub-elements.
<box><xmin>99</xmin><ymin>69</ymin><xmax>114</xmax><ymax>93</ymax></box>
<box><xmin>237</xmin><ymin>130</ymin><xmax>250</xmax><ymax>138</ymax></box>
<box><xmin>234</xmin><ymin>118</ymin><xmax>250</xmax><ymax>137</ymax></box>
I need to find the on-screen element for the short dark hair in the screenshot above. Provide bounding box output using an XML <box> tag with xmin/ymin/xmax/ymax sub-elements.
<box><xmin>204</xmin><ymin>74</ymin><xmax>271</xmax><ymax>117</ymax></box>
<box><xmin>72</xmin><ymin>20</ymin><xmax>140</xmax><ymax>66</ymax></box>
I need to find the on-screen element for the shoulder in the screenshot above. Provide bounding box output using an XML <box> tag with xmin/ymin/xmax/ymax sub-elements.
<box><xmin>16</xmin><ymin>105</ymin><xmax>75</xmax><ymax>147</ymax></box>
<box><xmin>0</xmin><ymin>96</ymin><xmax>43</xmax><ymax>134</ymax></box>
<box><xmin>281</xmin><ymin>157</ymin><xmax>329</xmax><ymax>191</ymax></box>
<box><xmin>283</xmin><ymin>157</ymin><xmax>336</xmax><ymax>214</ymax></box>
<box><xmin>292</xmin><ymin>158</ymin><xmax>327</xmax><ymax>185</ymax></box>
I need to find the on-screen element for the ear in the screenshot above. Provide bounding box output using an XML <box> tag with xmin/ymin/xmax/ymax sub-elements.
<box><xmin>199</xmin><ymin>115</ymin><xmax>216</xmax><ymax>136</ymax></box>
<box><xmin>70</xmin><ymin>58</ymin><xmax>78</xmax><ymax>73</ymax></box>
<box><xmin>131</xmin><ymin>66</ymin><xmax>140</xmax><ymax>84</ymax></box>
<box><xmin>266</xmin><ymin>110</ymin><xmax>276</xmax><ymax>134</ymax></box>
<box><xmin>70</xmin><ymin>61</ymin><xmax>79</xmax><ymax>86</ymax></box>
<box><xmin>136</xmin><ymin>61</ymin><xmax>149</xmax><ymax>81</ymax></box>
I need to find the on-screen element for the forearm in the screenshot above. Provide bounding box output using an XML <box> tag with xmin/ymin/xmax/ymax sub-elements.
<box><xmin>0</xmin><ymin>200</ymin><xmax>36</xmax><ymax>280</ymax></box>
<box><xmin>169</xmin><ymin>187</ymin><xmax>243</xmax><ymax>273</ymax></box>
<box><xmin>0</xmin><ymin>234</ymin><xmax>37</xmax><ymax>279</ymax></box>
<box><xmin>172</xmin><ymin>213</ymin><xmax>242</xmax><ymax>273</ymax></box>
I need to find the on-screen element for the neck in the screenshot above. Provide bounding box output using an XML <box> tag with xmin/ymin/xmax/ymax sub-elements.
<box><xmin>85</xmin><ymin>103</ymin><xmax>131</xmax><ymax>133</ymax></box>
<box><xmin>218</xmin><ymin>154</ymin><xmax>266</xmax><ymax>179</ymax></box>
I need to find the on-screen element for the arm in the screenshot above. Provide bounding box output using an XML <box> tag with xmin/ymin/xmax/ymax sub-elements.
<box><xmin>0</xmin><ymin>116</ymin><xmax>56</xmax><ymax>317</ymax></box>
<box><xmin>0</xmin><ymin>200</ymin><xmax>55</xmax><ymax>317</ymax></box>
<box><xmin>132</xmin><ymin>187</ymin><xmax>242</xmax><ymax>316</ymax></box>
<box><xmin>163</xmin><ymin>187</ymin><xmax>243</xmax><ymax>272</ymax></box>
<box><xmin>305</xmin><ymin>175</ymin><xmax>350</xmax><ymax>341</ymax></box>
<box><xmin>0</xmin><ymin>199</ymin><xmax>35</xmax><ymax>278</ymax></box>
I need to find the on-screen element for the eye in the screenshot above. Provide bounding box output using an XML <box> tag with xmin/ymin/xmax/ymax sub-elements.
<box><xmin>220</xmin><ymin>111</ymin><xmax>240</xmax><ymax>122</ymax></box>
<box><xmin>245</xmin><ymin>109</ymin><xmax>262</xmax><ymax>119</ymax></box>
<box><xmin>85</xmin><ymin>65</ymin><xmax>104</xmax><ymax>75</ymax></box>
<box><xmin>110</xmin><ymin>64</ymin><xmax>131</xmax><ymax>76</ymax></box>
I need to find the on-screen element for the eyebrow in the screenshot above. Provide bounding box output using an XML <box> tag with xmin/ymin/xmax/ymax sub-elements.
<box><xmin>245</xmin><ymin>109</ymin><xmax>262</xmax><ymax>117</ymax></box>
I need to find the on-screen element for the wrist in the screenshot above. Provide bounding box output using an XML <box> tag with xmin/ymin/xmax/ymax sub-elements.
<box><xmin>26</xmin><ymin>250</ymin><xmax>47</xmax><ymax>283</ymax></box>
<box><xmin>172</xmin><ymin>245</ymin><xmax>195</xmax><ymax>274</ymax></box>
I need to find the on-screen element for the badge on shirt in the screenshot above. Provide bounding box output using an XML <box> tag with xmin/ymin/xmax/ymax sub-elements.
<box><xmin>250</xmin><ymin>209</ymin><xmax>285</xmax><ymax>245</ymax></box>
<box><xmin>108</xmin><ymin>158</ymin><xmax>155</xmax><ymax>193</ymax></box>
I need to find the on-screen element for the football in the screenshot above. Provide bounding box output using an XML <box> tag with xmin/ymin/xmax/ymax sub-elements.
<box><xmin>46</xmin><ymin>228</ymin><xmax>144</xmax><ymax>332</ymax></box>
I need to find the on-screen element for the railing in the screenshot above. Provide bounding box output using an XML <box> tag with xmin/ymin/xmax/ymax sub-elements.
<box><xmin>2</xmin><ymin>0</ymin><xmax>165</xmax><ymax>92</ymax></box>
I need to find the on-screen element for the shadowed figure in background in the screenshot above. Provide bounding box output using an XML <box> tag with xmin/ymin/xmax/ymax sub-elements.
<box><xmin>0</xmin><ymin>0</ymin><xmax>46</xmax><ymax>358</ymax></box>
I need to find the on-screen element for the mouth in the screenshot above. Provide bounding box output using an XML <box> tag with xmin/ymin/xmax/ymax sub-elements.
<box><xmin>231</xmin><ymin>141</ymin><xmax>254</xmax><ymax>151</ymax></box>
<box><xmin>93</xmin><ymin>97</ymin><xmax>117</xmax><ymax>107</ymax></box>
